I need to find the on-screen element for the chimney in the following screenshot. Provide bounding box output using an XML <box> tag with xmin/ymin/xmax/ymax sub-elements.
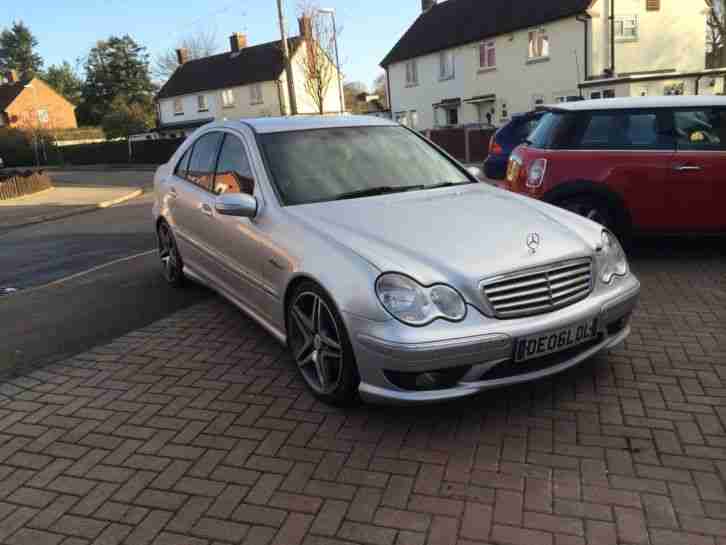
<box><xmin>422</xmin><ymin>0</ymin><xmax>436</xmax><ymax>11</ymax></box>
<box><xmin>298</xmin><ymin>16</ymin><xmax>312</xmax><ymax>39</ymax></box>
<box><xmin>6</xmin><ymin>69</ymin><xmax>18</xmax><ymax>84</ymax></box>
<box><xmin>229</xmin><ymin>33</ymin><xmax>247</xmax><ymax>53</ymax></box>
<box><xmin>176</xmin><ymin>48</ymin><xmax>189</xmax><ymax>65</ymax></box>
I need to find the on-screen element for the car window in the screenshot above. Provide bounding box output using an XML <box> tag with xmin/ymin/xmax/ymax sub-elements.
<box><xmin>529</xmin><ymin>112</ymin><xmax>578</xmax><ymax>149</ymax></box>
<box><xmin>260</xmin><ymin>126</ymin><xmax>470</xmax><ymax>205</ymax></box>
<box><xmin>174</xmin><ymin>147</ymin><xmax>193</xmax><ymax>179</ymax></box>
<box><xmin>187</xmin><ymin>132</ymin><xmax>224</xmax><ymax>191</ymax></box>
<box><xmin>214</xmin><ymin>134</ymin><xmax>255</xmax><ymax>195</ymax></box>
<box><xmin>674</xmin><ymin>108</ymin><xmax>726</xmax><ymax>151</ymax></box>
<box><xmin>573</xmin><ymin>110</ymin><xmax>670</xmax><ymax>150</ymax></box>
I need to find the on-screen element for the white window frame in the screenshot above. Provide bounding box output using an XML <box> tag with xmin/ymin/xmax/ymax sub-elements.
<box><xmin>197</xmin><ymin>94</ymin><xmax>209</xmax><ymax>112</ymax></box>
<box><xmin>405</xmin><ymin>60</ymin><xmax>418</xmax><ymax>86</ymax></box>
<box><xmin>532</xmin><ymin>94</ymin><xmax>546</xmax><ymax>107</ymax></box>
<box><xmin>173</xmin><ymin>97</ymin><xmax>184</xmax><ymax>115</ymax></box>
<box><xmin>221</xmin><ymin>89</ymin><xmax>235</xmax><ymax>108</ymax></box>
<box><xmin>37</xmin><ymin>109</ymin><xmax>49</xmax><ymax>124</ymax></box>
<box><xmin>614</xmin><ymin>15</ymin><xmax>638</xmax><ymax>41</ymax></box>
<box><xmin>250</xmin><ymin>83</ymin><xmax>264</xmax><ymax>105</ymax></box>
<box><xmin>439</xmin><ymin>50</ymin><xmax>455</xmax><ymax>81</ymax></box>
<box><xmin>479</xmin><ymin>40</ymin><xmax>496</xmax><ymax>70</ymax></box>
<box><xmin>435</xmin><ymin>105</ymin><xmax>459</xmax><ymax>127</ymax></box>
<box><xmin>527</xmin><ymin>29</ymin><xmax>550</xmax><ymax>61</ymax></box>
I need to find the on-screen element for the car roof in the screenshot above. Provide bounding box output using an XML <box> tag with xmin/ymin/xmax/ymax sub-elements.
<box><xmin>211</xmin><ymin>115</ymin><xmax>398</xmax><ymax>134</ymax></box>
<box><xmin>546</xmin><ymin>95</ymin><xmax>726</xmax><ymax>112</ymax></box>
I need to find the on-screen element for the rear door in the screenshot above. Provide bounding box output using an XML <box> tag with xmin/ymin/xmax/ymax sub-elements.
<box><xmin>668</xmin><ymin>107</ymin><xmax>726</xmax><ymax>230</ymax></box>
<box><xmin>172</xmin><ymin>131</ymin><xmax>224</xmax><ymax>274</ymax></box>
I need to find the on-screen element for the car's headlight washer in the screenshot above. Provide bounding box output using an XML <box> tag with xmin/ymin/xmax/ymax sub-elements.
<box><xmin>376</xmin><ymin>273</ymin><xmax>467</xmax><ymax>326</ymax></box>
<box><xmin>599</xmin><ymin>231</ymin><xmax>629</xmax><ymax>284</ymax></box>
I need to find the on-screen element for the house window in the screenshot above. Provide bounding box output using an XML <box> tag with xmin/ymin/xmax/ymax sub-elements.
<box><xmin>197</xmin><ymin>95</ymin><xmax>209</xmax><ymax>112</ymax></box>
<box><xmin>37</xmin><ymin>109</ymin><xmax>49</xmax><ymax>124</ymax></box>
<box><xmin>528</xmin><ymin>29</ymin><xmax>550</xmax><ymax>61</ymax></box>
<box><xmin>603</xmin><ymin>89</ymin><xmax>616</xmax><ymax>98</ymax></box>
<box><xmin>664</xmin><ymin>82</ymin><xmax>685</xmax><ymax>95</ymax></box>
<box><xmin>479</xmin><ymin>41</ymin><xmax>496</xmax><ymax>69</ymax></box>
<box><xmin>614</xmin><ymin>15</ymin><xmax>638</xmax><ymax>41</ymax></box>
<box><xmin>439</xmin><ymin>50</ymin><xmax>455</xmax><ymax>80</ymax></box>
<box><xmin>646</xmin><ymin>0</ymin><xmax>660</xmax><ymax>10</ymax></box>
<box><xmin>173</xmin><ymin>98</ymin><xmax>183</xmax><ymax>115</ymax></box>
<box><xmin>405</xmin><ymin>60</ymin><xmax>418</xmax><ymax>86</ymax></box>
<box><xmin>250</xmin><ymin>83</ymin><xmax>263</xmax><ymax>105</ymax></box>
<box><xmin>532</xmin><ymin>94</ymin><xmax>545</xmax><ymax>107</ymax></box>
<box><xmin>222</xmin><ymin>89</ymin><xmax>235</xmax><ymax>108</ymax></box>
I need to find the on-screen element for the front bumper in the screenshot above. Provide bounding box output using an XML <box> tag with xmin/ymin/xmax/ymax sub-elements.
<box><xmin>347</xmin><ymin>274</ymin><xmax>640</xmax><ymax>405</ymax></box>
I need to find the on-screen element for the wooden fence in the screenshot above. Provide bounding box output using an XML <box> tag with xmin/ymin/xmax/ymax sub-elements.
<box><xmin>0</xmin><ymin>171</ymin><xmax>53</xmax><ymax>200</ymax></box>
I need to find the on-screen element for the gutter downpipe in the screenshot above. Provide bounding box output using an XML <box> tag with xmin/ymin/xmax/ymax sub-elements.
<box><xmin>576</xmin><ymin>13</ymin><xmax>591</xmax><ymax>97</ymax></box>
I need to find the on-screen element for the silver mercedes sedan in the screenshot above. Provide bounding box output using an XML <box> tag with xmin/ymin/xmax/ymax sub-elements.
<box><xmin>153</xmin><ymin>116</ymin><xmax>640</xmax><ymax>405</ymax></box>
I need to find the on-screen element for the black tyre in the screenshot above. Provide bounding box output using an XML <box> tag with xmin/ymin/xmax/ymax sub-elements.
<box><xmin>157</xmin><ymin>220</ymin><xmax>185</xmax><ymax>287</ymax></box>
<box><xmin>286</xmin><ymin>281</ymin><xmax>360</xmax><ymax>406</ymax></box>
<box><xmin>557</xmin><ymin>195</ymin><xmax>631</xmax><ymax>242</ymax></box>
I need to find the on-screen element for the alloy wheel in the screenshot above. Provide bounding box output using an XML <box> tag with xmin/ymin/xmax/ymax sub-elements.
<box><xmin>289</xmin><ymin>291</ymin><xmax>344</xmax><ymax>395</ymax></box>
<box><xmin>158</xmin><ymin>223</ymin><xmax>180</xmax><ymax>283</ymax></box>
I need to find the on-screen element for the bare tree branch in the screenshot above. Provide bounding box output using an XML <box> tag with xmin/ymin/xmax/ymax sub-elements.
<box><xmin>298</xmin><ymin>1</ymin><xmax>338</xmax><ymax>114</ymax></box>
<box><xmin>153</xmin><ymin>29</ymin><xmax>219</xmax><ymax>81</ymax></box>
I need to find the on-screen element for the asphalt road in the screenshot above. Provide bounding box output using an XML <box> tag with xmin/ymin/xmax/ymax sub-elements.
<box><xmin>0</xmin><ymin>171</ymin><xmax>210</xmax><ymax>376</ymax></box>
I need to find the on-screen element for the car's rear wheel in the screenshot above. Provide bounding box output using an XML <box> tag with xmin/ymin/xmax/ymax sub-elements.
<box><xmin>157</xmin><ymin>220</ymin><xmax>184</xmax><ymax>287</ymax></box>
<box><xmin>286</xmin><ymin>282</ymin><xmax>359</xmax><ymax>406</ymax></box>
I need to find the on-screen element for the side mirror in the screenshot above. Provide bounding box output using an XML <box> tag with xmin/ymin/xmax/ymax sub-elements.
<box><xmin>215</xmin><ymin>192</ymin><xmax>258</xmax><ymax>218</ymax></box>
<box><xmin>466</xmin><ymin>166</ymin><xmax>484</xmax><ymax>180</ymax></box>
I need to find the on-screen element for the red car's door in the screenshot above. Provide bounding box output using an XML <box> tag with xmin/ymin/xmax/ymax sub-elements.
<box><xmin>667</xmin><ymin>107</ymin><xmax>726</xmax><ymax>231</ymax></box>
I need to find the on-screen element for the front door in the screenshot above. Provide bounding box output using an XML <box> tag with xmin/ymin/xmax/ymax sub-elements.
<box><xmin>667</xmin><ymin>107</ymin><xmax>726</xmax><ymax>231</ymax></box>
<box><xmin>205</xmin><ymin>131</ymin><xmax>280</xmax><ymax>323</ymax></box>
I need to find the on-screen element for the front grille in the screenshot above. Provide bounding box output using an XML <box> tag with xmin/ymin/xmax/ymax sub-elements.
<box><xmin>482</xmin><ymin>258</ymin><xmax>593</xmax><ymax>319</ymax></box>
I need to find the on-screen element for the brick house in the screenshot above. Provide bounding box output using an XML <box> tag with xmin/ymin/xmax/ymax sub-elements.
<box><xmin>0</xmin><ymin>71</ymin><xmax>78</xmax><ymax>130</ymax></box>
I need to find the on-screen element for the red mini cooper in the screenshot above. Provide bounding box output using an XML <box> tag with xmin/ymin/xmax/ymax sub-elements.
<box><xmin>506</xmin><ymin>96</ymin><xmax>726</xmax><ymax>240</ymax></box>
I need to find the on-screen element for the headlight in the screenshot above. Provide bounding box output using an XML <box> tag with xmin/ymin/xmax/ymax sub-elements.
<box><xmin>376</xmin><ymin>273</ymin><xmax>467</xmax><ymax>326</ymax></box>
<box><xmin>599</xmin><ymin>231</ymin><xmax>628</xmax><ymax>283</ymax></box>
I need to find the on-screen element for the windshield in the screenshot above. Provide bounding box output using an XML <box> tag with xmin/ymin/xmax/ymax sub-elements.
<box><xmin>259</xmin><ymin>126</ymin><xmax>472</xmax><ymax>205</ymax></box>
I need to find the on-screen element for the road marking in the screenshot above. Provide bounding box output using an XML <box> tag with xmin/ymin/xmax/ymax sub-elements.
<box><xmin>9</xmin><ymin>249</ymin><xmax>156</xmax><ymax>296</ymax></box>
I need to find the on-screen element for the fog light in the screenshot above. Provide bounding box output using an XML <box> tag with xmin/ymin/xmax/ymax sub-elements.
<box><xmin>415</xmin><ymin>372</ymin><xmax>442</xmax><ymax>390</ymax></box>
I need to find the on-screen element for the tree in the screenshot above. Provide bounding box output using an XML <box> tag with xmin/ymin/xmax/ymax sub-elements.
<box><xmin>153</xmin><ymin>29</ymin><xmax>218</xmax><ymax>81</ymax></box>
<box><xmin>298</xmin><ymin>3</ymin><xmax>339</xmax><ymax>114</ymax></box>
<box><xmin>0</xmin><ymin>21</ymin><xmax>44</xmax><ymax>80</ymax></box>
<box><xmin>372</xmin><ymin>72</ymin><xmax>388</xmax><ymax>108</ymax></box>
<box><xmin>343</xmin><ymin>81</ymin><xmax>367</xmax><ymax>113</ymax></box>
<box><xmin>78</xmin><ymin>35</ymin><xmax>156</xmax><ymax>125</ymax></box>
<box><xmin>101</xmin><ymin>95</ymin><xmax>155</xmax><ymax>138</ymax></box>
<box><xmin>42</xmin><ymin>62</ymin><xmax>83</xmax><ymax>104</ymax></box>
<box><xmin>707</xmin><ymin>1</ymin><xmax>726</xmax><ymax>65</ymax></box>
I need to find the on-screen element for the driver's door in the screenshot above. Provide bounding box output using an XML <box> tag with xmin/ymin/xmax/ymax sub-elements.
<box><xmin>205</xmin><ymin>131</ymin><xmax>279</xmax><ymax>322</ymax></box>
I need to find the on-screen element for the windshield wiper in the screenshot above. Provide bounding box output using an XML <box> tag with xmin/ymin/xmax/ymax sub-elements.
<box><xmin>424</xmin><ymin>181</ymin><xmax>473</xmax><ymax>190</ymax></box>
<box><xmin>335</xmin><ymin>185</ymin><xmax>425</xmax><ymax>201</ymax></box>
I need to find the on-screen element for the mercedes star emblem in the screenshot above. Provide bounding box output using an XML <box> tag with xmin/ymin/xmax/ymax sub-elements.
<box><xmin>527</xmin><ymin>232</ymin><xmax>541</xmax><ymax>254</ymax></box>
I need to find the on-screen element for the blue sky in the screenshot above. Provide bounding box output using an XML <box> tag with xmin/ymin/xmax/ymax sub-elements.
<box><xmin>4</xmin><ymin>0</ymin><xmax>420</xmax><ymax>89</ymax></box>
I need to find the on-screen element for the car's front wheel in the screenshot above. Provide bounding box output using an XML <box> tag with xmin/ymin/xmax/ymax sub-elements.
<box><xmin>286</xmin><ymin>281</ymin><xmax>359</xmax><ymax>406</ymax></box>
<box><xmin>157</xmin><ymin>220</ymin><xmax>184</xmax><ymax>287</ymax></box>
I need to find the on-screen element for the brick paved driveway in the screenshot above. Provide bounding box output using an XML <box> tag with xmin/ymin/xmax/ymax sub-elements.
<box><xmin>0</xmin><ymin>241</ymin><xmax>725</xmax><ymax>545</ymax></box>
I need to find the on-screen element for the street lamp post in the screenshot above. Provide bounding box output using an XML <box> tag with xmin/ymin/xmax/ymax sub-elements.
<box><xmin>318</xmin><ymin>8</ymin><xmax>344</xmax><ymax>114</ymax></box>
<box><xmin>24</xmin><ymin>83</ymin><xmax>40</xmax><ymax>168</ymax></box>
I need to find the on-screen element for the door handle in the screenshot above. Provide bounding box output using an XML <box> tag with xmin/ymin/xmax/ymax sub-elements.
<box><xmin>200</xmin><ymin>203</ymin><xmax>213</xmax><ymax>217</ymax></box>
<box><xmin>673</xmin><ymin>165</ymin><xmax>703</xmax><ymax>172</ymax></box>
<box><xmin>168</xmin><ymin>187</ymin><xmax>178</xmax><ymax>198</ymax></box>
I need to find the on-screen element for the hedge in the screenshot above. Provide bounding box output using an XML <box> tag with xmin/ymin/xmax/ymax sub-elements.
<box><xmin>0</xmin><ymin>171</ymin><xmax>53</xmax><ymax>200</ymax></box>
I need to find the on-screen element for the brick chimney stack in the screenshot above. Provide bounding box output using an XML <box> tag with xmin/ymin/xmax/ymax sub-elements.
<box><xmin>422</xmin><ymin>0</ymin><xmax>436</xmax><ymax>11</ymax></box>
<box><xmin>176</xmin><ymin>48</ymin><xmax>189</xmax><ymax>65</ymax></box>
<box><xmin>298</xmin><ymin>16</ymin><xmax>312</xmax><ymax>39</ymax></box>
<box><xmin>229</xmin><ymin>33</ymin><xmax>247</xmax><ymax>53</ymax></box>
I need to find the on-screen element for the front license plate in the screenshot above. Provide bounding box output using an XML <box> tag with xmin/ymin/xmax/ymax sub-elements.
<box><xmin>514</xmin><ymin>319</ymin><xmax>598</xmax><ymax>363</ymax></box>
